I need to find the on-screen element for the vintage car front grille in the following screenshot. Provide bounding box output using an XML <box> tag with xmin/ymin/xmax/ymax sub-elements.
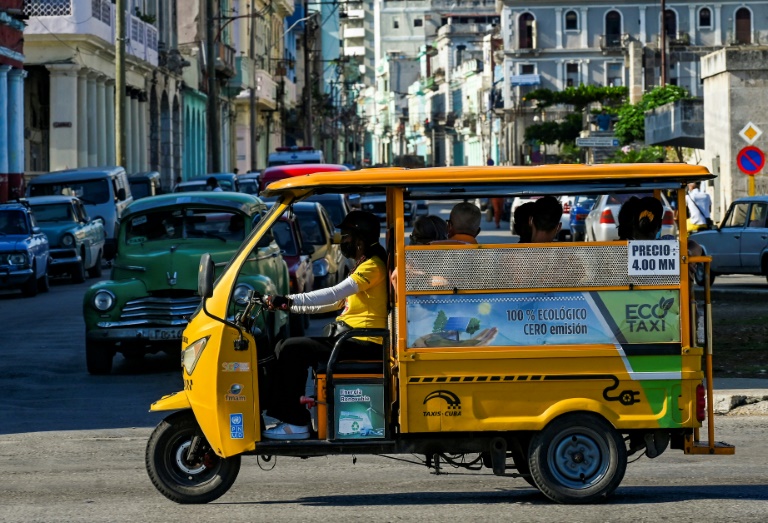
<box><xmin>116</xmin><ymin>295</ymin><xmax>201</xmax><ymax>326</ymax></box>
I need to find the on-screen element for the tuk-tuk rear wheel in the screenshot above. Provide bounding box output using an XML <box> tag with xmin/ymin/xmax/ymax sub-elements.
<box><xmin>146</xmin><ymin>410</ymin><xmax>241</xmax><ymax>504</ymax></box>
<box><xmin>528</xmin><ymin>413</ymin><xmax>626</xmax><ymax>504</ymax></box>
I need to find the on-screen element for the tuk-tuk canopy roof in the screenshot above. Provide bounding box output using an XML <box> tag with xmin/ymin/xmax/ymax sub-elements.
<box><xmin>262</xmin><ymin>163</ymin><xmax>714</xmax><ymax>198</ymax></box>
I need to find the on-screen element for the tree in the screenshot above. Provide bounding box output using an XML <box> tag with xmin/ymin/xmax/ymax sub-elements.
<box><xmin>466</xmin><ymin>317</ymin><xmax>481</xmax><ymax>336</ymax></box>
<box><xmin>433</xmin><ymin>310</ymin><xmax>448</xmax><ymax>333</ymax></box>
<box><xmin>523</xmin><ymin>85</ymin><xmax>628</xmax><ymax>148</ymax></box>
<box><xmin>613</xmin><ymin>85</ymin><xmax>689</xmax><ymax>146</ymax></box>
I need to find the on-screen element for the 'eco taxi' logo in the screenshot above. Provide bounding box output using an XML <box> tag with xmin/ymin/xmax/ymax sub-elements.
<box><xmin>422</xmin><ymin>390</ymin><xmax>461</xmax><ymax>417</ymax></box>
<box><xmin>625</xmin><ymin>297</ymin><xmax>674</xmax><ymax>332</ymax></box>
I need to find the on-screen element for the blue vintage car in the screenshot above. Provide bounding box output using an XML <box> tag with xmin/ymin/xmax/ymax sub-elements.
<box><xmin>0</xmin><ymin>202</ymin><xmax>51</xmax><ymax>297</ymax></box>
<box><xmin>28</xmin><ymin>195</ymin><xmax>106</xmax><ymax>282</ymax></box>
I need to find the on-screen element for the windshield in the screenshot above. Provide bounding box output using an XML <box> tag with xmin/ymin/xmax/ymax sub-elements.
<box><xmin>0</xmin><ymin>210</ymin><xmax>28</xmax><ymax>235</ymax></box>
<box><xmin>124</xmin><ymin>208</ymin><xmax>246</xmax><ymax>244</ymax></box>
<box><xmin>271</xmin><ymin>220</ymin><xmax>298</xmax><ymax>256</ymax></box>
<box><xmin>29</xmin><ymin>179</ymin><xmax>111</xmax><ymax>205</ymax></box>
<box><xmin>30</xmin><ymin>203</ymin><xmax>73</xmax><ymax>222</ymax></box>
<box><xmin>293</xmin><ymin>208</ymin><xmax>327</xmax><ymax>245</ymax></box>
<box><xmin>129</xmin><ymin>181</ymin><xmax>151</xmax><ymax>199</ymax></box>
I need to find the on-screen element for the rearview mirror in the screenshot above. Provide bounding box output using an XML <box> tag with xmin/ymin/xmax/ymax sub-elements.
<box><xmin>198</xmin><ymin>253</ymin><xmax>216</xmax><ymax>298</ymax></box>
<box><xmin>332</xmin><ymin>229</ymin><xmax>342</xmax><ymax>244</ymax></box>
<box><xmin>117</xmin><ymin>187</ymin><xmax>127</xmax><ymax>201</ymax></box>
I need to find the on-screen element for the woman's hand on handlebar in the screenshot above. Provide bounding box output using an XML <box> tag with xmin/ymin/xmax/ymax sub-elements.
<box><xmin>265</xmin><ymin>295</ymin><xmax>293</xmax><ymax>311</ymax></box>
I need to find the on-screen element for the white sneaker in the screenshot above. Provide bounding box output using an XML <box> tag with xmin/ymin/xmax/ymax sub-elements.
<box><xmin>262</xmin><ymin>422</ymin><xmax>310</xmax><ymax>440</ymax></box>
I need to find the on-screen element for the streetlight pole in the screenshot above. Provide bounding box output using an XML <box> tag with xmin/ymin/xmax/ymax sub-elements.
<box><xmin>303</xmin><ymin>0</ymin><xmax>313</xmax><ymax>147</ymax></box>
<box><xmin>115</xmin><ymin>0</ymin><xmax>126</xmax><ymax>167</ymax></box>
<box><xmin>206</xmin><ymin>0</ymin><xmax>220</xmax><ymax>171</ymax></box>
<box><xmin>660</xmin><ymin>0</ymin><xmax>667</xmax><ymax>86</ymax></box>
<box><xmin>249</xmin><ymin>4</ymin><xmax>258</xmax><ymax>172</ymax></box>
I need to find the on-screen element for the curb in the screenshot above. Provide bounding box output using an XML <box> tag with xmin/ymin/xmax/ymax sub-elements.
<box><xmin>712</xmin><ymin>390</ymin><xmax>768</xmax><ymax>415</ymax></box>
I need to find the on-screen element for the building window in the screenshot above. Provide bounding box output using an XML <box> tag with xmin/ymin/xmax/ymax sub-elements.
<box><xmin>698</xmin><ymin>7</ymin><xmax>712</xmax><ymax>29</ymax></box>
<box><xmin>663</xmin><ymin>8</ymin><xmax>677</xmax><ymax>39</ymax></box>
<box><xmin>605</xmin><ymin>10</ymin><xmax>622</xmax><ymax>46</ymax></box>
<box><xmin>607</xmin><ymin>63</ymin><xmax>623</xmax><ymax>87</ymax></box>
<box><xmin>521</xmin><ymin>64</ymin><xmax>535</xmax><ymax>75</ymax></box>
<box><xmin>565</xmin><ymin>10</ymin><xmax>578</xmax><ymax>31</ymax></box>
<box><xmin>518</xmin><ymin>13</ymin><xmax>535</xmax><ymax>49</ymax></box>
<box><xmin>414</xmin><ymin>18</ymin><xmax>423</xmax><ymax>27</ymax></box>
<box><xmin>566</xmin><ymin>63</ymin><xmax>579</xmax><ymax>87</ymax></box>
<box><xmin>735</xmin><ymin>7</ymin><xmax>752</xmax><ymax>44</ymax></box>
<box><xmin>393</xmin><ymin>17</ymin><xmax>399</xmax><ymax>29</ymax></box>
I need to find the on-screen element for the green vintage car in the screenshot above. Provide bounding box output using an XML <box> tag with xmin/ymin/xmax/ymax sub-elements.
<box><xmin>28</xmin><ymin>195</ymin><xmax>106</xmax><ymax>282</ymax></box>
<box><xmin>83</xmin><ymin>192</ymin><xmax>290</xmax><ymax>374</ymax></box>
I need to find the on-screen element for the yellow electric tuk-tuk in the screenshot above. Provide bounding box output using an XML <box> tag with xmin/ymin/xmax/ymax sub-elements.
<box><xmin>145</xmin><ymin>164</ymin><xmax>733</xmax><ymax>505</ymax></box>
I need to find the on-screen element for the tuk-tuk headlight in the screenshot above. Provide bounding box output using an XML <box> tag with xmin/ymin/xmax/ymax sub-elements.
<box><xmin>233</xmin><ymin>283</ymin><xmax>253</xmax><ymax>305</ymax></box>
<box><xmin>182</xmin><ymin>336</ymin><xmax>209</xmax><ymax>375</ymax></box>
<box><xmin>313</xmin><ymin>258</ymin><xmax>330</xmax><ymax>277</ymax></box>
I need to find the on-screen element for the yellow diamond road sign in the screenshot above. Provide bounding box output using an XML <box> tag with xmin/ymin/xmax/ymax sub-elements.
<box><xmin>739</xmin><ymin>122</ymin><xmax>763</xmax><ymax>145</ymax></box>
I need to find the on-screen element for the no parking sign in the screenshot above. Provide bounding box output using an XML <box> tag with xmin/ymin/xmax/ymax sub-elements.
<box><xmin>736</xmin><ymin>146</ymin><xmax>765</xmax><ymax>176</ymax></box>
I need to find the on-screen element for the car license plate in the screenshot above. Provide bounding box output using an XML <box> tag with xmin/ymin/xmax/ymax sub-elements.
<box><xmin>142</xmin><ymin>328</ymin><xmax>183</xmax><ymax>340</ymax></box>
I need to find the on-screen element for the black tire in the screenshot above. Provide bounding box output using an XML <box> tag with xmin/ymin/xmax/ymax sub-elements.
<box><xmin>72</xmin><ymin>259</ymin><xmax>87</xmax><ymax>284</ymax></box>
<box><xmin>529</xmin><ymin>413</ymin><xmax>627</xmax><ymax>504</ymax></box>
<box><xmin>693</xmin><ymin>263</ymin><xmax>715</xmax><ymax>286</ymax></box>
<box><xmin>88</xmin><ymin>252</ymin><xmax>103</xmax><ymax>278</ymax></box>
<box><xmin>86</xmin><ymin>339</ymin><xmax>114</xmax><ymax>375</ymax></box>
<box><xmin>21</xmin><ymin>264</ymin><xmax>38</xmax><ymax>297</ymax></box>
<box><xmin>146</xmin><ymin>411</ymin><xmax>241</xmax><ymax>504</ymax></box>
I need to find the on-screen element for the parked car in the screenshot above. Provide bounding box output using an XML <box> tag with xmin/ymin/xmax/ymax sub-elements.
<box><xmin>267</xmin><ymin>146</ymin><xmax>324</xmax><ymax>167</ymax></box>
<box><xmin>305</xmin><ymin>193</ymin><xmax>352</xmax><ymax>227</ymax></box>
<box><xmin>82</xmin><ymin>192</ymin><xmax>290</xmax><ymax>374</ymax></box>
<box><xmin>27</xmin><ymin>166</ymin><xmax>133</xmax><ymax>260</ymax></box>
<box><xmin>174</xmin><ymin>173</ymin><xmax>240</xmax><ymax>193</ymax></box>
<box><xmin>28</xmin><ymin>195</ymin><xmax>106</xmax><ymax>282</ymax></box>
<box><xmin>271</xmin><ymin>214</ymin><xmax>315</xmax><ymax>335</ymax></box>
<box><xmin>569</xmin><ymin>195</ymin><xmax>597</xmax><ymax>242</ymax></box>
<box><xmin>557</xmin><ymin>195</ymin><xmax>575</xmax><ymax>241</ymax></box>
<box><xmin>584</xmin><ymin>192</ymin><xmax>676</xmax><ymax>242</ymax></box>
<box><xmin>0</xmin><ymin>201</ymin><xmax>50</xmax><ymax>297</ymax></box>
<box><xmin>259</xmin><ymin>163</ymin><xmax>348</xmax><ymax>193</ymax></box>
<box><xmin>359</xmin><ymin>193</ymin><xmax>428</xmax><ymax>226</ymax></box>
<box><xmin>291</xmin><ymin>201</ymin><xmax>346</xmax><ymax>289</ymax></box>
<box><xmin>237</xmin><ymin>173</ymin><xmax>260</xmax><ymax>195</ymax></box>
<box><xmin>128</xmin><ymin>171</ymin><xmax>162</xmax><ymax>200</ymax></box>
<box><xmin>691</xmin><ymin>195</ymin><xmax>768</xmax><ymax>285</ymax></box>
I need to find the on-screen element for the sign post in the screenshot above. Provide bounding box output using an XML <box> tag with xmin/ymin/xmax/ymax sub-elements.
<box><xmin>736</xmin><ymin>146</ymin><xmax>765</xmax><ymax>196</ymax></box>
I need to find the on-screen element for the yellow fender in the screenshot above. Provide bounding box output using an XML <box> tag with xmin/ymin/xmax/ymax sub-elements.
<box><xmin>150</xmin><ymin>391</ymin><xmax>191</xmax><ymax>412</ymax></box>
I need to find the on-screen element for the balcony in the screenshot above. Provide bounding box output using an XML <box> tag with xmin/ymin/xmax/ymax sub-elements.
<box><xmin>254</xmin><ymin>69</ymin><xmax>276</xmax><ymax>109</ymax></box>
<box><xmin>599</xmin><ymin>33</ymin><xmax>629</xmax><ymax>53</ymax></box>
<box><xmin>644</xmin><ymin>98</ymin><xmax>704</xmax><ymax>149</ymax></box>
<box><xmin>343</xmin><ymin>27</ymin><xmax>366</xmax><ymax>39</ymax></box>
<box><xmin>274</xmin><ymin>0</ymin><xmax>294</xmax><ymax>17</ymax></box>
<box><xmin>226</xmin><ymin>55</ymin><xmax>255</xmax><ymax>95</ymax></box>
<box><xmin>344</xmin><ymin>46</ymin><xmax>366</xmax><ymax>57</ymax></box>
<box><xmin>24</xmin><ymin>0</ymin><xmax>158</xmax><ymax>66</ymax></box>
<box><xmin>215</xmin><ymin>42</ymin><xmax>236</xmax><ymax>77</ymax></box>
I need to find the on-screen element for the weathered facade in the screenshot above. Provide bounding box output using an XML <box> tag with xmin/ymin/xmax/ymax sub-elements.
<box><xmin>0</xmin><ymin>0</ymin><xmax>26</xmax><ymax>201</ymax></box>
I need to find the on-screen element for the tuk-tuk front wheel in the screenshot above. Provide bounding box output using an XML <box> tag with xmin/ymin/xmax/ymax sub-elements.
<box><xmin>146</xmin><ymin>411</ymin><xmax>241</xmax><ymax>504</ymax></box>
<box><xmin>529</xmin><ymin>413</ymin><xmax>626</xmax><ymax>504</ymax></box>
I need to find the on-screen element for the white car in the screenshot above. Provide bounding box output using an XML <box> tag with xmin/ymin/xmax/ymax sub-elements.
<box><xmin>584</xmin><ymin>193</ymin><xmax>677</xmax><ymax>241</ymax></box>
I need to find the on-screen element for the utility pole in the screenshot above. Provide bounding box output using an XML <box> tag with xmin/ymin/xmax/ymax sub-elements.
<box><xmin>303</xmin><ymin>0</ymin><xmax>313</xmax><ymax>147</ymax></box>
<box><xmin>206</xmin><ymin>0</ymin><xmax>221</xmax><ymax>171</ymax></box>
<box><xmin>249</xmin><ymin>4</ymin><xmax>258</xmax><ymax>172</ymax></box>
<box><xmin>115</xmin><ymin>0</ymin><xmax>126</xmax><ymax>167</ymax></box>
<box><xmin>660</xmin><ymin>0</ymin><xmax>667</xmax><ymax>86</ymax></box>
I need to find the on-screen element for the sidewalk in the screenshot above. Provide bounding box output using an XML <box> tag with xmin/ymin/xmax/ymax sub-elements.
<box><xmin>713</xmin><ymin>378</ymin><xmax>768</xmax><ymax>415</ymax></box>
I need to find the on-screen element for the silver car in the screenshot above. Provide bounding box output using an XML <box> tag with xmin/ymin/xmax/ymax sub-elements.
<box><xmin>584</xmin><ymin>193</ymin><xmax>677</xmax><ymax>242</ymax></box>
<box><xmin>691</xmin><ymin>196</ymin><xmax>768</xmax><ymax>285</ymax></box>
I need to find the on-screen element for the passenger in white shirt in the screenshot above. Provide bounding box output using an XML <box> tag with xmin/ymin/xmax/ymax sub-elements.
<box><xmin>686</xmin><ymin>182</ymin><xmax>712</xmax><ymax>232</ymax></box>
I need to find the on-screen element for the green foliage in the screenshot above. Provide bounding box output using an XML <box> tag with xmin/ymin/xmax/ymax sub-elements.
<box><xmin>605</xmin><ymin>146</ymin><xmax>664</xmax><ymax>163</ymax></box>
<box><xmin>524</xmin><ymin>112</ymin><xmax>584</xmax><ymax>146</ymax></box>
<box><xmin>559</xmin><ymin>143</ymin><xmax>583</xmax><ymax>163</ymax></box>
<box><xmin>525</xmin><ymin>85</ymin><xmax>628</xmax><ymax>111</ymax></box>
<box><xmin>433</xmin><ymin>310</ymin><xmax>448</xmax><ymax>333</ymax></box>
<box><xmin>466</xmin><ymin>318</ymin><xmax>481</xmax><ymax>336</ymax></box>
<box><xmin>613</xmin><ymin>85</ymin><xmax>690</xmax><ymax>145</ymax></box>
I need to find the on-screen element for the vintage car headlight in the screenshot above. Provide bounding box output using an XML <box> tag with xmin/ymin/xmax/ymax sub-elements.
<box><xmin>404</xmin><ymin>202</ymin><xmax>412</xmax><ymax>211</ymax></box>
<box><xmin>313</xmin><ymin>258</ymin><xmax>330</xmax><ymax>277</ymax></box>
<box><xmin>93</xmin><ymin>290</ymin><xmax>116</xmax><ymax>311</ymax></box>
<box><xmin>8</xmin><ymin>253</ymin><xmax>27</xmax><ymax>265</ymax></box>
<box><xmin>232</xmin><ymin>283</ymin><xmax>253</xmax><ymax>305</ymax></box>
<box><xmin>61</xmin><ymin>233</ymin><xmax>75</xmax><ymax>247</ymax></box>
<box><xmin>182</xmin><ymin>336</ymin><xmax>209</xmax><ymax>375</ymax></box>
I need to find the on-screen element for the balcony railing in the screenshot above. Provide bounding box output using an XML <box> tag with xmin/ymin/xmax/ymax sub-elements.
<box><xmin>25</xmin><ymin>0</ymin><xmax>158</xmax><ymax>66</ymax></box>
<box><xmin>254</xmin><ymin>69</ymin><xmax>276</xmax><ymax>108</ymax></box>
<box><xmin>215</xmin><ymin>42</ymin><xmax>236</xmax><ymax>77</ymax></box>
<box><xmin>599</xmin><ymin>33</ymin><xmax>629</xmax><ymax>51</ymax></box>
